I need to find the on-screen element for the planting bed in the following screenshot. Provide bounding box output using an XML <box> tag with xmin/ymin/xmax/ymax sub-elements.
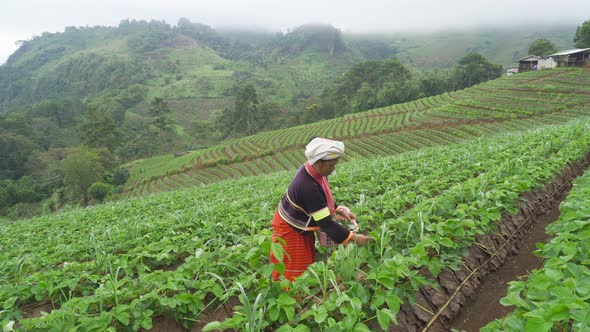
<box><xmin>392</xmin><ymin>154</ymin><xmax>590</xmax><ymax>332</ymax></box>
<box><xmin>4</xmin><ymin>121</ymin><xmax>590</xmax><ymax>331</ymax></box>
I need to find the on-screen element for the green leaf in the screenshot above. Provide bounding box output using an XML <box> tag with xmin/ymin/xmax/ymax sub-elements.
<box><xmin>277</xmin><ymin>293</ymin><xmax>296</xmax><ymax>306</ymax></box>
<box><xmin>3</xmin><ymin>320</ymin><xmax>15</xmax><ymax>332</ymax></box>
<box><xmin>571</xmin><ymin>308</ymin><xmax>590</xmax><ymax>327</ymax></box>
<box><xmin>313</xmin><ymin>306</ymin><xmax>328</xmax><ymax>324</ymax></box>
<box><xmin>377</xmin><ymin>309</ymin><xmax>397</xmax><ymax>331</ymax></box>
<box><xmin>524</xmin><ymin>316</ymin><xmax>552</xmax><ymax>332</ymax></box>
<box><xmin>114</xmin><ymin>311</ymin><xmax>130</xmax><ymax>326</ymax></box>
<box><xmin>275</xmin><ymin>262</ymin><xmax>285</xmax><ymax>275</ymax></box>
<box><xmin>376</xmin><ymin>270</ymin><xmax>395</xmax><ymax>289</ymax></box>
<box><xmin>439</xmin><ymin>237</ymin><xmax>454</xmax><ymax>248</ymax></box>
<box><xmin>271</xmin><ymin>242</ymin><xmax>285</xmax><ymax>263</ymax></box>
<box><xmin>202</xmin><ymin>321</ymin><xmax>223</xmax><ymax>331</ymax></box>
<box><xmin>140</xmin><ymin>316</ymin><xmax>153</xmax><ymax>330</ymax></box>
<box><xmin>268</xmin><ymin>305</ymin><xmax>280</xmax><ymax>321</ymax></box>
<box><xmin>260</xmin><ymin>263</ymin><xmax>275</xmax><ymax>278</ymax></box>
<box><xmin>500</xmin><ymin>292</ymin><xmax>528</xmax><ymax>308</ymax></box>
<box><xmin>544</xmin><ymin>304</ymin><xmax>569</xmax><ymax>322</ymax></box>
<box><xmin>544</xmin><ymin>268</ymin><xmax>564</xmax><ymax>280</ymax></box>
<box><xmin>284</xmin><ymin>306</ymin><xmax>295</xmax><ymax>322</ymax></box>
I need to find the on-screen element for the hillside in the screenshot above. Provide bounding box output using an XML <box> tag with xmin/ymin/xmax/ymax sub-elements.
<box><xmin>125</xmin><ymin>68</ymin><xmax>590</xmax><ymax>196</ymax></box>
<box><xmin>0</xmin><ymin>20</ymin><xmax>362</xmax><ymax>116</ymax></box>
<box><xmin>386</xmin><ymin>25</ymin><xmax>576</xmax><ymax>69</ymax></box>
<box><xmin>0</xmin><ymin>21</ymin><xmax>576</xmax><ymax>131</ymax></box>
<box><xmin>0</xmin><ymin>20</ymin><xmax>582</xmax><ymax>219</ymax></box>
<box><xmin>2</xmin><ymin>117</ymin><xmax>590</xmax><ymax>330</ymax></box>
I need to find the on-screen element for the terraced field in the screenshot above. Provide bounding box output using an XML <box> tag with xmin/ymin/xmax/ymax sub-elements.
<box><xmin>125</xmin><ymin>68</ymin><xmax>590</xmax><ymax>197</ymax></box>
<box><xmin>3</xmin><ymin>120</ymin><xmax>590</xmax><ymax>331</ymax></box>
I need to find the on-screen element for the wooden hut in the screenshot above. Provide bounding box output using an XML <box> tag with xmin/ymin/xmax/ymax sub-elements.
<box><xmin>548</xmin><ymin>48</ymin><xmax>590</xmax><ymax>68</ymax></box>
<box><xmin>516</xmin><ymin>55</ymin><xmax>542</xmax><ymax>72</ymax></box>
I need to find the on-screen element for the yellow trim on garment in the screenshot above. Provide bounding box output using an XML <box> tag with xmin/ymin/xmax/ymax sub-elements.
<box><xmin>278</xmin><ymin>205</ymin><xmax>320</xmax><ymax>231</ymax></box>
<box><xmin>311</xmin><ymin>207</ymin><xmax>330</xmax><ymax>221</ymax></box>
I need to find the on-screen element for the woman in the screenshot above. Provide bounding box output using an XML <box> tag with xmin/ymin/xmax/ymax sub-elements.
<box><xmin>270</xmin><ymin>137</ymin><xmax>372</xmax><ymax>281</ymax></box>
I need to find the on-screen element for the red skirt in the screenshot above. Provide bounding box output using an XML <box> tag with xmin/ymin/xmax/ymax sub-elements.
<box><xmin>269</xmin><ymin>211</ymin><xmax>316</xmax><ymax>281</ymax></box>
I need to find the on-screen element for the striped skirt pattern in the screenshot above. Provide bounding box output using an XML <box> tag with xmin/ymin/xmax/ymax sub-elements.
<box><xmin>269</xmin><ymin>211</ymin><xmax>316</xmax><ymax>281</ymax></box>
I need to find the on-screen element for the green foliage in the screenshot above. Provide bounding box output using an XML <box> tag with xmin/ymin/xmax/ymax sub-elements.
<box><xmin>418</xmin><ymin>70</ymin><xmax>452</xmax><ymax>97</ymax></box>
<box><xmin>347</xmin><ymin>38</ymin><xmax>399</xmax><ymax>59</ymax></box>
<box><xmin>528</xmin><ymin>38</ymin><xmax>558</xmax><ymax>56</ymax></box>
<box><xmin>124</xmin><ymin>68</ymin><xmax>590</xmax><ymax>191</ymax></box>
<box><xmin>276</xmin><ymin>24</ymin><xmax>346</xmax><ymax>56</ymax></box>
<box><xmin>110</xmin><ymin>168</ymin><xmax>130</xmax><ymax>186</ymax></box>
<box><xmin>79</xmin><ymin>108</ymin><xmax>120</xmax><ymax>152</ymax></box>
<box><xmin>88</xmin><ymin>182</ymin><xmax>111</xmax><ymax>203</ymax></box>
<box><xmin>125</xmin><ymin>20</ymin><xmax>175</xmax><ymax>53</ymax></box>
<box><xmin>0</xmin><ymin>133</ymin><xmax>37</xmax><ymax>180</ymax></box>
<box><xmin>216</xmin><ymin>84</ymin><xmax>268</xmax><ymax>138</ymax></box>
<box><xmin>0</xmin><ymin>177</ymin><xmax>47</xmax><ymax>215</ymax></box>
<box><xmin>176</xmin><ymin>18</ymin><xmax>234</xmax><ymax>57</ymax></box>
<box><xmin>483</xmin><ymin>165</ymin><xmax>590</xmax><ymax>331</ymax></box>
<box><xmin>573</xmin><ymin>19</ymin><xmax>590</xmax><ymax>48</ymax></box>
<box><xmin>316</xmin><ymin>58</ymin><xmax>414</xmax><ymax>118</ymax></box>
<box><xmin>116</xmin><ymin>85</ymin><xmax>148</xmax><ymax>109</ymax></box>
<box><xmin>2</xmin><ymin>120</ymin><xmax>590</xmax><ymax>330</ymax></box>
<box><xmin>148</xmin><ymin>98</ymin><xmax>174</xmax><ymax>152</ymax></box>
<box><xmin>61</xmin><ymin>148</ymin><xmax>105</xmax><ymax>205</ymax></box>
<box><xmin>235</xmin><ymin>84</ymin><xmax>259</xmax><ymax>136</ymax></box>
<box><xmin>2</xmin><ymin>98</ymin><xmax>84</xmax><ymax>150</ymax></box>
<box><xmin>451</xmin><ymin>52</ymin><xmax>503</xmax><ymax>90</ymax></box>
<box><xmin>117</xmin><ymin>113</ymin><xmax>160</xmax><ymax>160</ymax></box>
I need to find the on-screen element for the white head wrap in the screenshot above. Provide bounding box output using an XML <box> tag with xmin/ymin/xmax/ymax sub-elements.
<box><xmin>305</xmin><ymin>137</ymin><xmax>345</xmax><ymax>165</ymax></box>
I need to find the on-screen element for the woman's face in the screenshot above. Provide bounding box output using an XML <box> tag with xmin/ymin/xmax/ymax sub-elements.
<box><xmin>316</xmin><ymin>158</ymin><xmax>340</xmax><ymax>176</ymax></box>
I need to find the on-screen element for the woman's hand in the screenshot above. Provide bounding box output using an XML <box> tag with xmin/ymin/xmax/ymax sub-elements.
<box><xmin>336</xmin><ymin>205</ymin><xmax>357</xmax><ymax>223</ymax></box>
<box><xmin>352</xmin><ymin>233</ymin><xmax>373</xmax><ymax>245</ymax></box>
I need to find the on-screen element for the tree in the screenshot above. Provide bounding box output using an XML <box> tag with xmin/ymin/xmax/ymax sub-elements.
<box><xmin>528</xmin><ymin>38</ymin><xmax>557</xmax><ymax>56</ymax></box>
<box><xmin>148</xmin><ymin>97</ymin><xmax>174</xmax><ymax>152</ymax></box>
<box><xmin>216</xmin><ymin>84</ymin><xmax>259</xmax><ymax>138</ymax></box>
<box><xmin>79</xmin><ymin>107</ymin><xmax>120</xmax><ymax>152</ymax></box>
<box><xmin>451</xmin><ymin>53</ymin><xmax>503</xmax><ymax>90</ymax></box>
<box><xmin>322</xmin><ymin>59</ymin><xmax>413</xmax><ymax>116</ymax></box>
<box><xmin>0</xmin><ymin>133</ymin><xmax>37</xmax><ymax>180</ymax></box>
<box><xmin>236</xmin><ymin>84</ymin><xmax>258</xmax><ymax>136</ymax></box>
<box><xmin>88</xmin><ymin>182</ymin><xmax>111</xmax><ymax>203</ymax></box>
<box><xmin>352</xmin><ymin>83</ymin><xmax>376</xmax><ymax>112</ymax></box>
<box><xmin>574</xmin><ymin>19</ymin><xmax>590</xmax><ymax>48</ymax></box>
<box><xmin>117</xmin><ymin>113</ymin><xmax>159</xmax><ymax>160</ymax></box>
<box><xmin>61</xmin><ymin>148</ymin><xmax>104</xmax><ymax>206</ymax></box>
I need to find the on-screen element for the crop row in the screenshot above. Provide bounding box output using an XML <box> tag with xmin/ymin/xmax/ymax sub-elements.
<box><xmin>132</xmin><ymin>107</ymin><xmax>590</xmax><ymax>196</ymax></box>
<box><xmin>126</xmin><ymin>69</ymin><xmax>589</xmax><ymax>191</ymax></box>
<box><xmin>482</xmin><ymin>164</ymin><xmax>590</xmax><ymax>332</ymax></box>
<box><xmin>2</xmin><ymin>119</ymin><xmax>590</xmax><ymax>330</ymax></box>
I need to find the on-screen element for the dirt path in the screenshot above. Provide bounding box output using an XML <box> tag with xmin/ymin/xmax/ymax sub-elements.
<box><xmin>450</xmin><ymin>198</ymin><xmax>561</xmax><ymax>331</ymax></box>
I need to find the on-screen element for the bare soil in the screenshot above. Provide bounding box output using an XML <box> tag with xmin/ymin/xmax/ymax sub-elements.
<box><xmin>141</xmin><ymin>297</ymin><xmax>239</xmax><ymax>332</ymax></box>
<box><xmin>450</xmin><ymin>196</ymin><xmax>560</xmax><ymax>331</ymax></box>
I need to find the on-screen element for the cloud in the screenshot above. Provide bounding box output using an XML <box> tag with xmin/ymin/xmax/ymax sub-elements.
<box><xmin>1</xmin><ymin>0</ymin><xmax>589</xmax><ymax>63</ymax></box>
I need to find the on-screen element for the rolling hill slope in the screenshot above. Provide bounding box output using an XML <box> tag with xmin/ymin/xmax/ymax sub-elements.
<box><xmin>125</xmin><ymin>68</ymin><xmax>590</xmax><ymax>196</ymax></box>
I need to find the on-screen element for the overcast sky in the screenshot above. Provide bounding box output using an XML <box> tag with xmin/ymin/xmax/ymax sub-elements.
<box><xmin>1</xmin><ymin>0</ymin><xmax>589</xmax><ymax>64</ymax></box>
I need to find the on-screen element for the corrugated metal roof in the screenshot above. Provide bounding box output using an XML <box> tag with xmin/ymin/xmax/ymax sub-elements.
<box><xmin>549</xmin><ymin>48</ymin><xmax>590</xmax><ymax>56</ymax></box>
<box><xmin>516</xmin><ymin>55</ymin><xmax>542</xmax><ymax>62</ymax></box>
